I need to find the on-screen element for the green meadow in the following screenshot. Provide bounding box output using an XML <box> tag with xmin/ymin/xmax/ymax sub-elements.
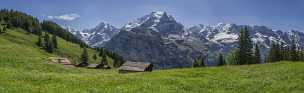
<box><xmin>0</xmin><ymin>28</ymin><xmax>304</xmax><ymax>93</ymax></box>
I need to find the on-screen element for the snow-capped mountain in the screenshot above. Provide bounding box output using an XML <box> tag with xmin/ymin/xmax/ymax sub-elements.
<box><xmin>122</xmin><ymin>11</ymin><xmax>185</xmax><ymax>38</ymax></box>
<box><xmin>71</xmin><ymin>11</ymin><xmax>304</xmax><ymax>68</ymax></box>
<box><xmin>72</xmin><ymin>22</ymin><xmax>120</xmax><ymax>47</ymax></box>
<box><xmin>187</xmin><ymin>23</ymin><xmax>304</xmax><ymax>55</ymax></box>
<box><xmin>105</xmin><ymin>11</ymin><xmax>202</xmax><ymax>68</ymax></box>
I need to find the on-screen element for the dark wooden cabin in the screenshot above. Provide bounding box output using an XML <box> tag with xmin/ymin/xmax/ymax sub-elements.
<box><xmin>86</xmin><ymin>64</ymin><xmax>111</xmax><ymax>69</ymax></box>
<box><xmin>86</xmin><ymin>64</ymin><xmax>100</xmax><ymax>69</ymax></box>
<box><xmin>118</xmin><ymin>62</ymin><xmax>153</xmax><ymax>73</ymax></box>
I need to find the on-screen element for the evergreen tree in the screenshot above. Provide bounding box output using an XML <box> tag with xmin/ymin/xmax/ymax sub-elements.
<box><xmin>43</xmin><ymin>33</ymin><xmax>54</xmax><ymax>53</ymax></box>
<box><xmin>46</xmin><ymin>40</ymin><xmax>54</xmax><ymax>53</ymax></box>
<box><xmin>226</xmin><ymin>49</ymin><xmax>240</xmax><ymax>65</ymax></box>
<box><xmin>218</xmin><ymin>53</ymin><xmax>226</xmax><ymax>66</ymax></box>
<box><xmin>193</xmin><ymin>58</ymin><xmax>200</xmax><ymax>67</ymax></box>
<box><xmin>238</xmin><ymin>27</ymin><xmax>253</xmax><ymax>65</ymax></box>
<box><xmin>99</xmin><ymin>48</ymin><xmax>105</xmax><ymax>57</ymax></box>
<box><xmin>0</xmin><ymin>20</ymin><xmax>7</xmax><ymax>33</ymax></box>
<box><xmin>254</xmin><ymin>44</ymin><xmax>261</xmax><ymax>64</ymax></box>
<box><xmin>0</xmin><ymin>21</ymin><xmax>3</xmax><ymax>33</ymax></box>
<box><xmin>290</xmin><ymin>36</ymin><xmax>298</xmax><ymax>61</ymax></box>
<box><xmin>44</xmin><ymin>33</ymin><xmax>50</xmax><ymax>49</ymax></box>
<box><xmin>81</xmin><ymin>48</ymin><xmax>89</xmax><ymax>63</ymax></box>
<box><xmin>193</xmin><ymin>56</ymin><xmax>205</xmax><ymax>67</ymax></box>
<box><xmin>200</xmin><ymin>57</ymin><xmax>205</xmax><ymax>67</ymax></box>
<box><xmin>36</xmin><ymin>35</ymin><xmax>43</xmax><ymax>47</ymax></box>
<box><xmin>301</xmin><ymin>47</ymin><xmax>304</xmax><ymax>61</ymax></box>
<box><xmin>279</xmin><ymin>43</ymin><xmax>285</xmax><ymax>61</ymax></box>
<box><xmin>101</xmin><ymin>53</ymin><xmax>108</xmax><ymax>66</ymax></box>
<box><xmin>52</xmin><ymin>34</ymin><xmax>58</xmax><ymax>49</ymax></box>
<box><xmin>93</xmin><ymin>54</ymin><xmax>97</xmax><ymax>61</ymax></box>
<box><xmin>112</xmin><ymin>53</ymin><xmax>126</xmax><ymax>68</ymax></box>
<box><xmin>264</xmin><ymin>56</ymin><xmax>268</xmax><ymax>63</ymax></box>
<box><xmin>282</xmin><ymin>45</ymin><xmax>291</xmax><ymax>61</ymax></box>
<box><xmin>267</xmin><ymin>42</ymin><xmax>280</xmax><ymax>63</ymax></box>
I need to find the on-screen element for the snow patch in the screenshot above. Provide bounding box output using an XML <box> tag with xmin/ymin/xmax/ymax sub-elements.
<box><xmin>210</xmin><ymin>32</ymin><xmax>239</xmax><ymax>43</ymax></box>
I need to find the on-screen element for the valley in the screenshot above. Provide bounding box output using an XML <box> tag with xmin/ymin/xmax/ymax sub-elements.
<box><xmin>1</xmin><ymin>1</ymin><xmax>304</xmax><ymax>92</ymax></box>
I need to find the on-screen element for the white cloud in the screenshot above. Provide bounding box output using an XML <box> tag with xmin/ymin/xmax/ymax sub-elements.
<box><xmin>47</xmin><ymin>13</ymin><xmax>80</xmax><ymax>21</ymax></box>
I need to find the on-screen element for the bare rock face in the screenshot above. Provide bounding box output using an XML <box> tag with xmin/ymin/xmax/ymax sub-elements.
<box><xmin>105</xmin><ymin>26</ymin><xmax>204</xmax><ymax>69</ymax></box>
<box><xmin>104</xmin><ymin>11</ymin><xmax>205</xmax><ymax>68</ymax></box>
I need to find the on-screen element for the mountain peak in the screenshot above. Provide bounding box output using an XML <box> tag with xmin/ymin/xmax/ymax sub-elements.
<box><xmin>95</xmin><ymin>22</ymin><xmax>112</xmax><ymax>29</ymax></box>
<box><xmin>122</xmin><ymin>11</ymin><xmax>177</xmax><ymax>31</ymax></box>
<box><xmin>150</xmin><ymin>11</ymin><xmax>166</xmax><ymax>19</ymax></box>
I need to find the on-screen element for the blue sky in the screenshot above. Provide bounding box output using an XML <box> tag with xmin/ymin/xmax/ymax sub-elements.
<box><xmin>1</xmin><ymin>0</ymin><xmax>303</xmax><ymax>31</ymax></box>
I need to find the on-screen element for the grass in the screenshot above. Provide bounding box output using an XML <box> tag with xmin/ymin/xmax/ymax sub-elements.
<box><xmin>0</xmin><ymin>28</ymin><xmax>304</xmax><ymax>93</ymax></box>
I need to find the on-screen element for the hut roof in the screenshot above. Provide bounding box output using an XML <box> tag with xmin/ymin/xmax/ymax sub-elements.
<box><xmin>119</xmin><ymin>62</ymin><xmax>152</xmax><ymax>72</ymax></box>
<box><xmin>51</xmin><ymin>57</ymin><xmax>72</xmax><ymax>65</ymax></box>
<box><xmin>86</xmin><ymin>64</ymin><xmax>99</xmax><ymax>68</ymax></box>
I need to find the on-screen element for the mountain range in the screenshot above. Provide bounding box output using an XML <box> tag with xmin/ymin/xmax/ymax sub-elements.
<box><xmin>71</xmin><ymin>11</ymin><xmax>304</xmax><ymax>68</ymax></box>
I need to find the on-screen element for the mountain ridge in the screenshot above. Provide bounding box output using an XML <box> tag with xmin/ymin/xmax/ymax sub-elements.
<box><xmin>71</xmin><ymin>11</ymin><xmax>304</xmax><ymax>68</ymax></box>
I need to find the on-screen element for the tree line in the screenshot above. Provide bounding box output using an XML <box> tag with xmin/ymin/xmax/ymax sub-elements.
<box><xmin>0</xmin><ymin>9</ymin><xmax>41</xmax><ymax>35</ymax></box>
<box><xmin>36</xmin><ymin>32</ymin><xmax>58</xmax><ymax>53</ymax></box>
<box><xmin>41</xmin><ymin>21</ymin><xmax>86</xmax><ymax>47</ymax></box>
<box><xmin>78</xmin><ymin>47</ymin><xmax>126</xmax><ymax>68</ymax></box>
<box><xmin>0</xmin><ymin>9</ymin><xmax>85</xmax><ymax>46</ymax></box>
<box><xmin>193</xmin><ymin>27</ymin><xmax>291</xmax><ymax>67</ymax></box>
<box><xmin>267</xmin><ymin>36</ymin><xmax>304</xmax><ymax>62</ymax></box>
<box><xmin>203</xmin><ymin>27</ymin><xmax>260</xmax><ymax>66</ymax></box>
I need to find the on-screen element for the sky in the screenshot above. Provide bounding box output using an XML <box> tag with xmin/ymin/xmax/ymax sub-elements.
<box><xmin>0</xmin><ymin>0</ymin><xmax>303</xmax><ymax>31</ymax></box>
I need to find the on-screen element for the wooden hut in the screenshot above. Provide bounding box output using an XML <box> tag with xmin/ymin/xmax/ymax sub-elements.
<box><xmin>51</xmin><ymin>57</ymin><xmax>72</xmax><ymax>65</ymax></box>
<box><xmin>85</xmin><ymin>64</ymin><xmax>111</xmax><ymax>69</ymax></box>
<box><xmin>118</xmin><ymin>62</ymin><xmax>153</xmax><ymax>73</ymax></box>
<box><xmin>86</xmin><ymin>64</ymin><xmax>100</xmax><ymax>69</ymax></box>
<box><xmin>57</xmin><ymin>58</ymin><xmax>72</xmax><ymax>65</ymax></box>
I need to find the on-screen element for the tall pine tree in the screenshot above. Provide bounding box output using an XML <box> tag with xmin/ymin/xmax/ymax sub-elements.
<box><xmin>112</xmin><ymin>53</ymin><xmax>126</xmax><ymax>68</ymax></box>
<box><xmin>36</xmin><ymin>34</ymin><xmax>43</xmax><ymax>47</ymax></box>
<box><xmin>0</xmin><ymin>20</ymin><xmax>7</xmax><ymax>33</ymax></box>
<box><xmin>93</xmin><ymin>54</ymin><xmax>97</xmax><ymax>61</ymax></box>
<box><xmin>300</xmin><ymin>47</ymin><xmax>304</xmax><ymax>61</ymax></box>
<box><xmin>44</xmin><ymin>33</ymin><xmax>50</xmax><ymax>49</ymax></box>
<box><xmin>238</xmin><ymin>27</ymin><xmax>253</xmax><ymax>65</ymax></box>
<box><xmin>290</xmin><ymin>36</ymin><xmax>298</xmax><ymax>61</ymax></box>
<box><xmin>44</xmin><ymin>33</ymin><xmax>54</xmax><ymax>53</ymax></box>
<box><xmin>101</xmin><ymin>53</ymin><xmax>108</xmax><ymax>66</ymax></box>
<box><xmin>193</xmin><ymin>56</ymin><xmax>205</xmax><ymax>67</ymax></box>
<box><xmin>226</xmin><ymin>49</ymin><xmax>240</xmax><ymax>65</ymax></box>
<box><xmin>46</xmin><ymin>39</ymin><xmax>54</xmax><ymax>53</ymax></box>
<box><xmin>218</xmin><ymin>53</ymin><xmax>226</xmax><ymax>66</ymax></box>
<box><xmin>52</xmin><ymin>34</ymin><xmax>58</xmax><ymax>49</ymax></box>
<box><xmin>267</xmin><ymin>42</ymin><xmax>281</xmax><ymax>63</ymax></box>
<box><xmin>254</xmin><ymin>44</ymin><xmax>261</xmax><ymax>64</ymax></box>
<box><xmin>81</xmin><ymin>48</ymin><xmax>89</xmax><ymax>63</ymax></box>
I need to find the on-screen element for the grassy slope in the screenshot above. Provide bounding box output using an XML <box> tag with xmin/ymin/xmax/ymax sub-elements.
<box><xmin>0</xmin><ymin>28</ymin><xmax>304</xmax><ymax>93</ymax></box>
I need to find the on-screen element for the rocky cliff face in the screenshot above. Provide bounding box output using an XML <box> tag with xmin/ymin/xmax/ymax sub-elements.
<box><xmin>105</xmin><ymin>11</ymin><xmax>204</xmax><ymax>69</ymax></box>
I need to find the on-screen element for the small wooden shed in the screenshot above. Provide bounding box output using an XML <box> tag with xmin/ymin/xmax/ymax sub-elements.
<box><xmin>86</xmin><ymin>64</ymin><xmax>100</xmax><ymax>69</ymax></box>
<box><xmin>118</xmin><ymin>62</ymin><xmax>153</xmax><ymax>73</ymax></box>
<box><xmin>85</xmin><ymin>64</ymin><xmax>111</xmax><ymax>69</ymax></box>
<box><xmin>51</xmin><ymin>57</ymin><xmax>72</xmax><ymax>65</ymax></box>
<box><xmin>57</xmin><ymin>58</ymin><xmax>72</xmax><ymax>65</ymax></box>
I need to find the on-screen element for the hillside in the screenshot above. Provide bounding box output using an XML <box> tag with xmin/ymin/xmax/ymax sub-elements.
<box><xmin>0</xmin><ymin>28</ymin><xmax>102</xmax><ymax>68</ymax></box>
<box><xmin>0</xmin><ymin>29</ymin><xmax>303</xmax><ymax>93</ymax></box>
